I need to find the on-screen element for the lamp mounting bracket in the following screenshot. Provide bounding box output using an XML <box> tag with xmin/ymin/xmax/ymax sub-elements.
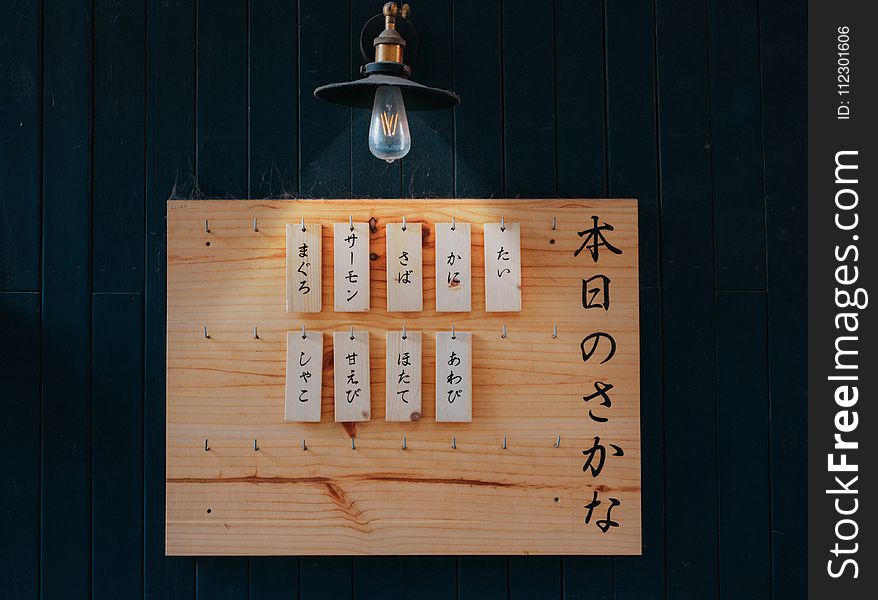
<box><xmin>360</xmin><ymin>12</ymin><xmax>419</xmax><ymax>64</ymax></box>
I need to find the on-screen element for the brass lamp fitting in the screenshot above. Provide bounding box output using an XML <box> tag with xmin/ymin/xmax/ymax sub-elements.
<box><xmin>374</xmin><ymin>2</ymin><xmax>411</xmax><ymax>64</ymax></box>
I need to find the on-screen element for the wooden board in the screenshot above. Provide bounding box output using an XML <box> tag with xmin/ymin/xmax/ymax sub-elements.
<box><xmin>166</xmin><ymin>199</ymin><xmax>641</xmax><ymax>555</ymax></box>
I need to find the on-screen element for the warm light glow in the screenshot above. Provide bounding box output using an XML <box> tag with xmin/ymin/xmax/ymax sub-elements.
<box><xmin>380</xmin><ymin>111</ymin><xmax>400</xmax><ymax>137</ymax></box>
<box><xmin>369</xmin><ymin>85</ymin><xmax>411</xmax><ymax>163</ymax></box>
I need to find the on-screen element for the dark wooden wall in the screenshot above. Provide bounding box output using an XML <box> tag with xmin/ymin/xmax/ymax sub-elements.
<box><xmin>0</xmin><ymin>0</ymin><xmax>806</xmax><ymax>598</ymax></box>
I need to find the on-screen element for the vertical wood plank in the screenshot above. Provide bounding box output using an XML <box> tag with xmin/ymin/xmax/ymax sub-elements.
<box><xmin>352</xmin><ymin>556</ymin><xmax>404</xmax><ymax>600</ymax></box>
<box><xmin>93</xmin><ymin>0</ymin><xmax>145</xmax><ymax>292</ymax></box>
<box><xmin>459</xmin><ymin>555</ymin><xmax>507</xmax><ymax>600</ymax></box>
<box><xmin>41</xmin><ymin>0</ymin><xmax>92</xmax><ymax>596</ymax></box>
<box><xmin>196</xmin><ymin>0</ymin><xmax>248</xmax><ymax>198</ymax></box>
<box><xmin>196</xmin><ymin>558</ymin><xmax>248</xmax><ymax>600</ymax></box>
<box><xmin>614</xmin><ymin>288</ymin><xmax>665</xmax><ymax>599</ymax></box>
<box><xmin>299</xmin><ymin>0</ymin><xmax>351</xmax><ymax>198</ymax></box>
<box><xmin>554</xmin><ymin>0</ymin><xmax>605</xmax><ymax>198</ymax></box>
<box><xmin>483</xmin><ymin>223</ymin><xmax>521</xmax><ymax>312</ymax></box>
<box><xmin>144</xmin><ymin>0</ymin><xmax>197</xmax><ymax>594</ymax></box>
<box><xmin>708</xmin><ymin>0</ymin><xmax>765</xmax><ymax>290</ymax></box>
<box><xmin>435</xmin><ymin>331</ymin><xmax>472</xmax><ymax>422</ymax></box>
<box><xmin>402</xmin><ymin>0</ymin><xmax>453</xmax><ymax>198</ymax></box>
<box><xmin>452</xmin><ymin>0</ymin><xmax>501</xmax><ymax>198</ymax></box>
<box><xmin>434</xmin><ymin>222</ymin><xmax>472</xmax><ymax>312</ymax></box>
<box><xmin>716</xmin><ymin>291</ymin><xmax>770</xmax><ymax>598</ymax></box>
<box><xmin>502</xmin><ymin>0</ymin><xmax>555</xmax><ymax>197</ymax></box>
<box><xmin>509</xmin><ymin>556</ymin><xmax>560</xmax><ymax>600</ymax></box>
<box><xmin>250</xmin><ymin>556</ymin><xmax>300</xmax><ymax>600</ymax></box>
<box><xmin>286</xmin><ymin>224</ymin><xmax>323</xmax><ymax>313</ymax></box>
<box><xmin>386</xmin><ymin>222</ymin><xmax>423</xmax><ymax>312</ymax></box>
<box><xmin>285</xmin><ymin>331</ymin><xmax>324</xmax><ymax>422</ymax></box>
<box><xmin>385</xmin><ymin>330</ymin><xmax>423</xmax><ymax>422</ymax></box>
<box><xmin>564</xmin><ymin>561</ymin><xmax>611</xmax><ymax>600</ymax></box>
<box><xmin>249</xmin><ymin>0</ymin><xmax>298</xmax><ymax>198</ymax></box>
<box><xmin>333</xmin><ymin>331</ymin><xmax>372</xmax><ymax>422</ymax></box>
<box><xmin>655</xmin><ymin>0</ymin><xmax>718</xmax><ymax>597</ymax></box>
<box><xmin>92</xmin><ymin>293</ymin><xmax>144</xmax><ymax>599</ymax></box>
<box><xmin>0</xmin><ymin>292</ymin><xmax>40</xmax><ymax>599</ymax></box>
<box><xmin>300</xmin><ymin>556</ymin><xmax>352</xmax><ymax>600</ymax></box>
<box><xmin>0</xmin><ymin>0</ymin><xmax>40</xmax><ymax>291</ymax></box>
<box><xmin>605</xmin><ymin>0</ymin><xmax>661</xmax><ymax>594</ymax></box>
<box><xmin>404</xmin><ymin>556</ymin><xmax>457</xmax><ymax>600</ymax></box>
<box><xmin>760</xmin><ymin>0</ymin><xmax>807</xmax><ymax>596</ymax></box>
<box><xmin>334</xmin><ymin>222</ymin><xmax>371</xmax><ymax>312</ymax></box>
<box><xmin>604</xmin><ymin>0</ymin><xmax>660</xmax><ymax>288</ymax></box>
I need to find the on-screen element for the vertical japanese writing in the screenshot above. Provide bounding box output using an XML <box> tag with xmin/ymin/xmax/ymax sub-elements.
<box><xmin>386</xmin><ymin>222</ymin><xmax>423</xmax><ymax>312</ymax></box>
<box><xmin>435</xmin><ymin>222</ymin><xmax>472</xmax><ymax>312</ymax></box>
<box><xmin>333</xmin><ymin>330</ymin><xmax>371</xmax><ymax>422</ymax></box>
<box><xmin>284</xmin><ymin>330</ymin><xmax>323</xmax><ymax>422</ymax></box>
<box><xmin>574</xmin><ymin>215</ymin><xmax>625</xmax><ymax>533</ymax></box>
<box><xmin>385</xmin><ymin>330</ymin><xmax>423</xmax><ymax>421</ymax></box>
<box><xmin>333</xmin><ymin>222</ymin><xmax>370</xmax><ymax>312</ymax></box>
<box><xmin>484</xmin><ymin>222</ymin><xmax>522</xmax><ymax>312</ymax></box>
<box><xmin>435</xmin><ymin>331</ymin><xmax>473</xmax><ymax>422</ymax></box>
<box><xmin>285</xmin><ymin>223</ymin><xmax>322</xmax><ymax>313</ymax></box>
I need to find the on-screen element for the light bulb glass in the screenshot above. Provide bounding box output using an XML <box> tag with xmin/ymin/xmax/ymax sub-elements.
<box><xmin>368</xmin><ymin>85</ymin><xmax>411</xmax><ymax>163</ymax></box>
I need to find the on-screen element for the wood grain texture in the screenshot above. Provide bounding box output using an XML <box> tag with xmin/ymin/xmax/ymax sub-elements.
<box><xmin>1</xmin><ymin>0</ymin><xmax>808</xmax><ymax>594</ymax></box>
<box><xmin>333</xmin><ymin>331</ymin><xmax>372</xmax><ymax>422</ymax></box>
<box><xmin>483</xmin><ymin>223</ymin><xmax>522</xmax><ymax>312</ymax></box>
<box><xmin>334</xmin><ymin>222</ymin><xmax>371</xmax><ymax>312</ymax></box>
<box><xmin>166</xmin><ymin>198</ymin><xmax>640</xmax><ymax>555</ymax></box>
<box><xmin>435</xmin><ymin>331</ymin><xmax>472</xmax><ymax>423</ymax></box>
<box><xmin>285</xmin><ymin>331</ymin><xmax>324</xmax><ymax>423</ymax></box>
<box><xmin>385</xmin><ymin>330</ymin><xmax>423</xmax><ymax>422</ymax></box>
<box><xmin>434</xmin><ymin>222</ymin><xmax>472</xmax><ymax>312</ymax></box>
<box><xmin>385</xmin><ymin>222</ymin><xmax>424</xmax><ymax>312</ymax></box>
<box><xmin>286</xmin><ymin>223</ymin><xmax>322</xmax><ymax>313</ymax></box>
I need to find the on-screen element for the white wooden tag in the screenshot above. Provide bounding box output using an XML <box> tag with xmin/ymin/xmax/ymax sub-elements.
<box><xmin>385</xmin><ymin>330</ymin><xmax>422</xmax><ymax>421</ymax></box>
<box><xmin>333</xmin><ymin>331</ymin><xmax>371</xmax><ymax>421</ymax></box>
<box><xmin>434</xmin><ymin>222</ymin><xmax>471</xmax><ymax>312</ymax></box>
<box><xmin>386</xmin><ymin>222</ymin><xmax>423</xmax><ymax>312</ymax></box>
<box><xmin>484</xmin><ymin>222</ymin><xmax>522</xmax><ymax>312</ymax></box>
<box><xmin>284</xmin><ymin>330</ymin><xmax>323</xmax><ymax>422</ymax></box>
<box><xmin>333</xmin><ymin>222</ymin><xmax>370</xmax><ymax>312</ymax></box>
<box><xmin>435</xmin><ymin>331</ymin><xmax>472</xmax><ymax>422</ymax></box>
<box><xmin>286</xmin><ymin>223</ymin><xmax>322</xmax><ymax>313</ymax></box>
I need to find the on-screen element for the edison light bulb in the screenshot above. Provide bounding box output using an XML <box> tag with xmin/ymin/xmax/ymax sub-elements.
<box><xmin>368</xmin><ymin>85</ymin><xmax>411</xmax><ymax>163</ymax></box>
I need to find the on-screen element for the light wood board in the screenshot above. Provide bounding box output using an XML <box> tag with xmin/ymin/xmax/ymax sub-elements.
<box><xmin>166</xmin><ymin>199</ymin><xmax>641</xmax><ymax>555</ymax></box>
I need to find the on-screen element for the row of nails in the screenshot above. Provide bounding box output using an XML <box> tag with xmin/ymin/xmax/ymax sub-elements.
<box><xmin>205</xmin><ymin>215</ymin><xmax>559</xmax><ymax>234</ymax></box>
<box><xmin>204</xmin><ymin>323</ymin><xmax>559</xmax><ymax>340</ymax></box>
<box><xmin>205</xmin><ymin>435</ymin><xmax>563</xmax><ymax>452</ymax></box>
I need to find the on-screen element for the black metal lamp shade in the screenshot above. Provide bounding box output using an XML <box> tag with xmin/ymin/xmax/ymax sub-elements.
<box><xmin>314</xmin><ymin>3</ymin><xmax>459</xmax><ymax>112</ymax></box>
<box><xmin>314</xmin><ymin>73</ymin><xmax>459</xmax><ymax>111</ymax></box>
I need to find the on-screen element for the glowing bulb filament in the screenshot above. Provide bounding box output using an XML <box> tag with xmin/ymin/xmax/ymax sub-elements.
<box><xmin>380</xmin><ymin>111</ymin><xmax>399</xmax><ymax>137</ymax></box>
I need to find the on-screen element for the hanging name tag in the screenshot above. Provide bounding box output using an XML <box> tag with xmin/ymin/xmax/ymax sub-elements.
<box><xmin>386</xmin><ymin>222</ymin><xmax>423</xmax><ymax>312</ymax></box>
<box><xmin>484</xmin><ymin>222</ymin><xmax>522</xmax><ymax>312</ymax></box>
<box><xmin>435</xmin><ymin>222</ymin><xmax>471</xmax><ymax>312</ymax></box>
<box><xmin>435</xmin><ymin>331</ymin><xmax>472</xmax><ymax>422</ymax></box>
<box><xmin>385</xmin><ymin>330</ymin><xmax>422</xmax><ymax>421</ymax></box>
<box><xmin>284</xmin><ymin>330</ymin><xmax>323</xmax><ymax>422</ymax></box>
<box><xmin>286</xmin><ymin>223</ymin><xmax>322</xmax><ymax>313</ymax></box>
<box><xmin>333</xmin><ymin>222</ymin><xmax>370</xmax><ymax>312</ymax></box>
<box><xmin>333</xmin><ymin>330</ymin><xmax>371</xmax><ymax>422</ymax></box>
